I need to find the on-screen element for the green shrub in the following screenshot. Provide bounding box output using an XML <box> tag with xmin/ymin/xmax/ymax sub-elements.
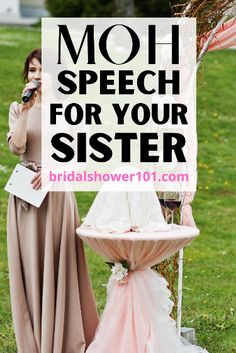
<box><xmin>46</xmin><ymin>0</ymin><xmax>113</xmax><ymax>17</ymax></box>
<box><xmin>135</xmin><ymin>0</ymin><xmax>181</xmax><ymax>17</ymax></box>
<box><xmin>46</xmin><ymin>0</ymin><xmax>180</xmax><ymax>17</ymax></box>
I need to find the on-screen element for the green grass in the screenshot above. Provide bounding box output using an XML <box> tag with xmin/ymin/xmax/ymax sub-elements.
<box><xmin>0</xmin><ymin>26</ymin><xmax>236</xmax><ymax>353</ymax></box>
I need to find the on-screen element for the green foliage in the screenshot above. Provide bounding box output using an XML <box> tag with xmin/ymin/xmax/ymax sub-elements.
<box><xmin>46</xmin><ymin>0</ymin><xmax>113</xmax><ymax>17</ymax></box>
<box><xmin>46</xmin><ymin>0</ymin><xmax>180</xmax><ymax>17</ymax></box>
<box><xmin>46</xmin><ymin>0</ymin><xmax>83</xmax><ymax>17</ymax></box>
<box><xmin>135</xmin><ymin>0</ymin><xmax>180</xmax><ymax>17</ymax></box>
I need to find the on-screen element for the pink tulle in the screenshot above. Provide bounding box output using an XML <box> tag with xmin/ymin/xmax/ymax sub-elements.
<box><xmin>86</xmin><ymin>270</ymin><xmax>208</xmax><ymax>353</ymax></box>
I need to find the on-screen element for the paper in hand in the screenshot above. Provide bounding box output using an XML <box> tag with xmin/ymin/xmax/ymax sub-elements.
<box><xmin>4</xmin><ymin>164</ymin><xmax>49</xmax><ymax>208</ymax></box>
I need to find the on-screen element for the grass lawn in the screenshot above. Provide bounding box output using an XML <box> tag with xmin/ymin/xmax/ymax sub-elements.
<box><xmin>0</xmin><ymin>26</ymin><xmax>236</xmax><ymax>353</ymax></box>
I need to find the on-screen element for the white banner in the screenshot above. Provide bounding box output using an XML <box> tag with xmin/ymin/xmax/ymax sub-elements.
<box><xmin>42</xmin><ymin>18</ymin><xmax>196</xmax><ymax>191</ymax></box>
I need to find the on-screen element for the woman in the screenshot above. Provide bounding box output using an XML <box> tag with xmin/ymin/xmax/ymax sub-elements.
<box><xmin>7</xmin><ymin>48</ymin><xmax>99</xmax><ymax>353</ymax></box>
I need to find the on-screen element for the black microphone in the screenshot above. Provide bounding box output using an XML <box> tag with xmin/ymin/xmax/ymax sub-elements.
<box><xmin>22</xmin><ymin>80</ymin><xmax>40</xmax><ymax>103</ymax></box>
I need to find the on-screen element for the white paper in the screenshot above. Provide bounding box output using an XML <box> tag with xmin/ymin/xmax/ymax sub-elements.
<box><xmin>4</xmin><ymin>164</ymin><xmax>49</xmax><ymax>208</ymax></box>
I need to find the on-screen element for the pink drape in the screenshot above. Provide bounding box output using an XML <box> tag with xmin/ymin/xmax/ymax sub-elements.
<box><xmin>84</xmin><ymin>270</ymin><xmax>207</xmax><ymax>353</ymax></box>
<box><xmin>201</xmin><ymin>17</ymin><xmax>236</xmax><ymax>51</ymax></box>
<box><xmin>78</xmin><ymin>227</ymin><xmax>199</xmax><ymax>270</ymax></box>
<box><xmin>76</xmin><ymin>227</ymin><xmax>209</xmax><ymax>353</ymax></box>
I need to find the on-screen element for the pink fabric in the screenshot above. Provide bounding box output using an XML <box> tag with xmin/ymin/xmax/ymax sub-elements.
<box><xmin>77</xmin><ymin>226</ymin><xmax>207</xmax><ymax>353</ymax></box>
<box><xmin>78</xmin><ymin>227</ymin><xmax>199</xmax><ymax>270</ymax></box>
<box><xmin>78</xmin><ymin>225</ymin><xmax>207</xmax><ymax>353</ymax></box>
<box><xmin>85</xmin><ymin>270</ymin><xmax>207</xmax><ymax>353</ymax></box>
<box><xmin>200</xmin><ymin>17</ymin><xmax>236</xmax><ymax>51</ymax></box>
<box><xmin>87</xmin><ymin>270</ymin><xmax>173</xmax><ymax>353</ymax></box>
<box><xmin>77</xmin><ymin>228</ymin><xmax>209</xmax><ymax>353</ymax></box>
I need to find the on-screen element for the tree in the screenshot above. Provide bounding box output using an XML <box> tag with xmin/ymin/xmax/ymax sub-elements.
<box><xmin>114</xmin><ymin>0</ymin><xmax>135</xmax><ymax>16</ymax></box>
<box><xmin>46</xmin><ymin>0</ymin><xmax>179</xmax><ymax>17</ymax></box>
<box><xmin>46</xmin><ymin>0</ymin><xmax>113</xmax><ymax>17</ymax></box>
<box><xmin>135</xmin><ymin>0</ymin><xmax>180</xmax><ymax>17</ymax></box>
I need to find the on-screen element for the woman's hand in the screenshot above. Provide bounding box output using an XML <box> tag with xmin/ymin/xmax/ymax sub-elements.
<box><xmin>21</xmin><ymin>82</ymin><xmax>38</xmax><ymax>111</ymax></box>
<box><xmin>31</xmin><ymin>172</ymin><xmax>41</xmax><ymax>190</ymax></box>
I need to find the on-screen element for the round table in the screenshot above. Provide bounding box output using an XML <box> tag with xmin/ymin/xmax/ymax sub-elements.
<box><xmin>76</xmin><ymin>226</ymin><xmax>207</xmax><ymax>353</ymax></box>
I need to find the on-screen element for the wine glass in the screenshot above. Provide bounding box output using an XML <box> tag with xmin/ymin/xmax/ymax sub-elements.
<box><xmin>157</xmin><ymin>192</ymin><xmax>165</xmax><ymax>207</ymax></box>
<box><xmin>157</xmin><ymin>192</ymin><xmax>167</xmax><ymax>221</ymax></box>
<box><xmin>164</xmin><ymin>192</ymin><xmax>182</xmax><ymax>227</ymax></box>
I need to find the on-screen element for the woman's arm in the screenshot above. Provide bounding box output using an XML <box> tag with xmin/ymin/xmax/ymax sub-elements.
<box><xmin>10</xmin><ymin>107</ymin><xmax>29</xmax><ymax>148</ymax></box>
<box><xmin>10</xmin><ymin>84</ymin><xmax>37</xmax><ymax>148</ymax></box>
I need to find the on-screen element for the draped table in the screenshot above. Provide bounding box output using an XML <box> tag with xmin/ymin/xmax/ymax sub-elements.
<box><xmin>76</xmin><ymin>226</ymin><xmax>206</xmax><ymax>353</ymax></box>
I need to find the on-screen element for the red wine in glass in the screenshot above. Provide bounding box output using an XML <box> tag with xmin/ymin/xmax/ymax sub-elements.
<box><xmin>158</xmin><ymin>198</ymin><xmax>165</xmax><ymax>207</ymax></box>
<box><xmin>164</xmin><ymin>192</ymin><xmax>182</xmax><ymax>227</ymax></box>
<box><xmin>164</xmin><ymin>200</ymin><xmax>181</xmax><ymax>211</ymax></box>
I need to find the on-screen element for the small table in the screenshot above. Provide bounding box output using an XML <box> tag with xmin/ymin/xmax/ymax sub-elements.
<box><xmin>76</xmin><ymin>226</ymin><xmax>204</xmax><ymax>353</ymax></box>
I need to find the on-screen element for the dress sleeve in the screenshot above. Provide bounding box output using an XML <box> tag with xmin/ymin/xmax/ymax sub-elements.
<box><xmin>7</xmin><ymin>102</ymin><xmax>26</xmax><ymax>155</ymax></box>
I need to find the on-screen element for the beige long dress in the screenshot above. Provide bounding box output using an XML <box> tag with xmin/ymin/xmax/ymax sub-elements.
<box><xmin>7</xmin><ymin>102</ymin><xmax>99</xmax><ymax>353</ymax></box>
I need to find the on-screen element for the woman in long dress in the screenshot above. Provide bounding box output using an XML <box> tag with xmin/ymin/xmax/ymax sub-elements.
<box><xmin>7</xmin><ymin>48</ymin><xmax>99</xmax><ymax>353</ymax></box>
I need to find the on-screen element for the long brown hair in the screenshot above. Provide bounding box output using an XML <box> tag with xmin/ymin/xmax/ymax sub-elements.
<box><xmin>22</xmin><ymin>48</ymin><xmax>41</xmax><ymax>82</ymax></box>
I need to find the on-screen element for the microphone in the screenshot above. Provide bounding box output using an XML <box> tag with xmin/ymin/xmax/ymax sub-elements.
<box><xmin>22</xmin><ymin>80</ymin><xmax>40</xmax><ymax>103</ymax></box>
